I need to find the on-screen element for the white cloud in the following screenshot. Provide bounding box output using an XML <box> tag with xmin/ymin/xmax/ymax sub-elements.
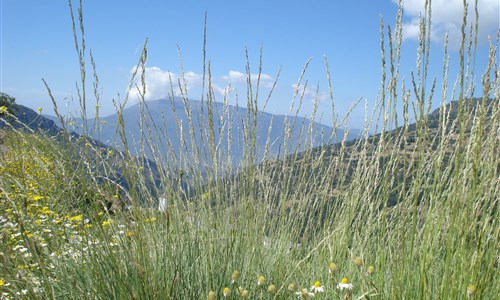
<box><xmin>393</xmin><ymin>0</ymin><xmax>499</xmax><ymax>47</ymax></box>
<box><xmin>211</xmin><ymin>84</ymin><xmax>232</xmax><ymax>97</ymax></box>
<box><xmin>128</xmin><ymin>67</ymin><xmax>277</xmax><ymax>101</ymax></box>
<box><xmin>129</xmin><ymin>67</ymin><xmax>202</xmax><ymax>101</ymax></box>
<box><xmin>291</xmin><ymin>83</ymin><xmax>329</xmax><ymax>103</ymax></box>
<box><xmin>222</xmin><ymin>70</ymin><xmax>275</xmax><ymax>88</ymax></box>
<box><xmin>222</xmin><ymin>70</ymin><xmax>246</xmax><ymax>82</ymax></box>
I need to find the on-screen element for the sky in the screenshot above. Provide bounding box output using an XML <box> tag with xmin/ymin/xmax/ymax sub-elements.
<box><xmin>1</xmin><ymin>0</ymin><xmax>499</xmax><ymax>128</ymax></box>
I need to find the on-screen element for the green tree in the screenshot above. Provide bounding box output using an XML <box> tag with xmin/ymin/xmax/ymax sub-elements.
<box><xmin>0</xmin><ymin>92</ymin><xmax>17</xmax><ymax>116</ymax></box>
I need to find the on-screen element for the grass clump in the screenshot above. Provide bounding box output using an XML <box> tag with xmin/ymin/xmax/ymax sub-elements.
<box><xmin>1</xmin><ymin>0</ymin><xmax>499</xmax><ymax>299</ymax></box>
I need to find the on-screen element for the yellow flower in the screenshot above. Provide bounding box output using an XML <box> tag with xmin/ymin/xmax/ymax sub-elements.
<box><xmin>70</xmin><ymin>214</ymin><xmax>83</xmax><ymax>222</ymax></box>
<box><xmin>257</xmin><ymin>275</ymin><xmax>265</xmax><ymax>286</ymax></box>
<box><xmin>0</xmin><ymin>106</ymin><xmax>8</xmax><ymax>114</ymax></box>
<box><xmin>32</xmin><ymin>195</ymin><xmax>45</xmax><ymax>201</ymax></box>
<box><xmin>367</xmin><ymin>265</ymin><xmax>375</xmax><ymax>275</ymax></box>
<box><xmin>144</xmin><ymin>217</ymin><xmax>158</xmax><ymax>223</ymax></box>
<box><xmin>0</xmin><ymin>279</ymin><xmax>4</xmax><ymax>286</ymax></box>
<box><xmin>231</xmin><ymin>271</ymin><xmax>241</xmax><ymax>283</ymax></box>
<box><xmin>329</xmin><ymin>262</ymin><xmax>338</xmax><ymax>273</ymax></box>
<box><xmin>127</xmin><ymin>231</ymin><xmax>135</xmax><ymax>237</ymax></box>
<box><xmin>37</xmin><ymin>107</ymin><xmax>43</xmax><ymax>114</ymax></box>
<box><xmin>267</xmin><ymin>284</ymin><xmax>277</xmax><ymax>295</ymax></box>
<box><xmin>467</xmin><ymin>284</ymin><xmax>477</xmax><ymax>295</ymax></box>
<box><xmin>208</xmin><ymin>290</ymin><xmax>217</xmax><ymax>300</ymax></box>
<box><xmin>223</xmin><ymin>287</ymin><xmax>231</xmax><ymax>298</ymax></box>
<box><xmin>240</xmin><ymin>289</ymin><xmax>249</xmax><ymax>298</ymax></box>
<box><xmin>102</xmin><ymin>220</ymin><xmax>112</xmax><ymax>227</ymax></box>
<box><xmin>354</xmin><ymin>257</ymin><xmax>363</xmax><ymax>267</ymax></box>
<box><xmin>288</xmin><ymin>283</ymin><xmax>297</xmax><ymax>292</ymax></box>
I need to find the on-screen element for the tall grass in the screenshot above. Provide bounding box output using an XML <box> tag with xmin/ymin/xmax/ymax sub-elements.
<box><xmin>1</xmin><ymin>0</ymin><xmax>498</xmax><ymax>299</ymax></box>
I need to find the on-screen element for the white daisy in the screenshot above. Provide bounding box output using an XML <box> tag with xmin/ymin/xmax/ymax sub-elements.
<box><xmin>295</xmin><ymin>288</ymin><xmax>315</xmax><ymax>298</ymax></box>
<box><xmin>337</xmin><ymin>277</ymin><xmax>353</xmax><ymax>291</ymax></box>
<box><xmin>310</xmin><ymin>281</ymin><xmax>325</xmax><ymax>293</ymax></box>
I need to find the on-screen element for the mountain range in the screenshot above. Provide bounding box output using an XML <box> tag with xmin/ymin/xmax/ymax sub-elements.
<box><xmin>46</xmin><ymin>98</ymin><xmax>360</xmax><ymax>166</ymax></box>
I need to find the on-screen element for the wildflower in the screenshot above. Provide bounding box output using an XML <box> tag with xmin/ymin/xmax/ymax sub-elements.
<box><xmin>69</xmin><ymin>214</ymin><xmax>83</xmax><ymax>222</ymax></box>
<box><xmin>208</xmin><ymin>290</ymin><xmax>217</xmax><ymax>300</ymax></box>
<box><xmin>257</xmin><ymin>275</ymin><xmax>265</xmax><ymax>286</ymax></box>
<box><xmin>354</xmin><ymin>257</ymin><xmax>363</xmax><ymax>267</ymax></box>
<box><xmin>18</xmin><ymin>289</ymin><xmax>28</xmax><ymax>295</ymax></box>
<box><xmin>0</xmin><ymin>279</ymin><xmax>4</xmax><ymax>286</ymax></box>
<box><xmin>32</xmin><ymin>195</ymin><xmax>45</xmax><ymax>201</ymax></box>
<box><xmin>231</xmin><ymin>271</ymin><xmax>241</xmax><ymax>283</ymax></box>
<box><xmin>268</xmin><ymin>284</ymin><xmax>277</xmax><ymax>295</ymax></box>
<box><xmin>236</xmin><ymin>286</ymin><xmax>244</xmax><ymax>295</ymax></box>
<box><xmin>127</xmin><ymin>231</ymin><xmax>135</xmax><ymax>237</ymax></box>
<box><xmin>240</xmin><ymin>289</ymin><xmax>249</xmax><ymax>298</ymax></box>
<box><xmin>102</xmin><ymin>220</ymin><xmax>112</xmax><ymax>227</ymax></box>
<box><xmin>467</xmin><ymin>284</ymin><xmax>477</xmax><ymax>295</ymax></box>
<box><xmin>337</xmin><ymin>277</ymin><xmax>353</xmax><ymax>291</ymax></box>
<box><xmin>311</xmin><ymin>281</ymin><xmax>324</xmax><ymax>293</ymax></box>
<box><xmin>37</xmin><ymin>107</ymin><xmax>43</xmax><ymax>113</ymax></box>
<box><xmin>223</xmin><ymin>287</ymin><xmax>231</xmax><ymax>298</ymax></box>
<box><xmin>158</xmin><ymin>197</ymin><xmax>168</xmax><ymax>212</ymax></box>
<box><xmin>288</xmin><ymin>283</ymin><xmax>297</xmax><ymax>292</ymax></box>
<box><xmin>295</xmin><ymin>288</ymin><xmax>315</xmax><ymax>298</ymax></box>
<box><xmin>367</xmin><ymin>265</ymin><xmax>375</xmax><ymax>275</ymax></box>
<box><xmin>329</xmin><ymin>262</ymin><xmax>338</xmax><ymax>273</ymax></box>
<box><xmin>0</xmin><ymin>106</ymin><xmax>8</xmax><ymax>114</ymax></box>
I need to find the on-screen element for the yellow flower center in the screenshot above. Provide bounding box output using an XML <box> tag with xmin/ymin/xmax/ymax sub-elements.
<box><xmin>257</xmin><ymin>275</ymin><xmax>265</xmax><ymax>286</ymax></box>
<box><xmin>467</xmin><ymin>284</ymin><xmax>477</xmax><ymax>295</ymax></box>
<box><xmin>223</xmin><ymin>287</ymin><xmax>231</xmax><ymax>297</ymax></box>
<box><xmin>314</xmin><ymin>281</ymin><xmax>321</xmax><ymax>288</ymax></box>
<box><xmin>341</xmin><ymin>277</ymin><xmax>349</xmax><ymax>284</ymax></box>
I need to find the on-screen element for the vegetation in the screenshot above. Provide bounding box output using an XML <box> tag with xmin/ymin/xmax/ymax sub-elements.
<box><xmin>0</xmin><ymin>93</ymin><xmax>17</xmax><ymax>117</ymax></box>
<box><xmin>0</xmin><ymin>0</ymin><xmax>498</xmax><ymax>299</ymax></box>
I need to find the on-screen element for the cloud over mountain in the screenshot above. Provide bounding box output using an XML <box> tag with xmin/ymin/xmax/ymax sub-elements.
<box><xmin>393</xmin><ymin>0</ymin><xmax>499</xmax><ymax>47</ymax></box>
<box><xmin>129</xmin><ymin>67</ymin><xmax>276</xmax><ymax>102</ymax></box>
<box><xmin>129</xmin><ymin>67</ymin><xmax>203</xmax><ymax>101</ymax></box>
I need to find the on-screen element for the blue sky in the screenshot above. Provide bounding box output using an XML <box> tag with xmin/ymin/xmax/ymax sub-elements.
<box><xmin>1</xmin><ymin>0</ymin><xmax>498</xmax><ymax>128</ymax></box>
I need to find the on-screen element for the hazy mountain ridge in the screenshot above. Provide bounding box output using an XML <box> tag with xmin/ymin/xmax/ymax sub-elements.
<box><xmin>47</xmin><ymin>98</ymin><xmax>360</xmax><ymax>166</ymax></box>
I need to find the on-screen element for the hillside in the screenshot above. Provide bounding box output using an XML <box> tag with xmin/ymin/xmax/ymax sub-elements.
<box><xmin>0</xmin><ymin>105</ymin><xmax>165</xmax><ymax>203</ymax></box>
<box><xmin>226</xmin><ymin>98</ymin><xmax>499</xmax><ymax>219</ymax></box>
